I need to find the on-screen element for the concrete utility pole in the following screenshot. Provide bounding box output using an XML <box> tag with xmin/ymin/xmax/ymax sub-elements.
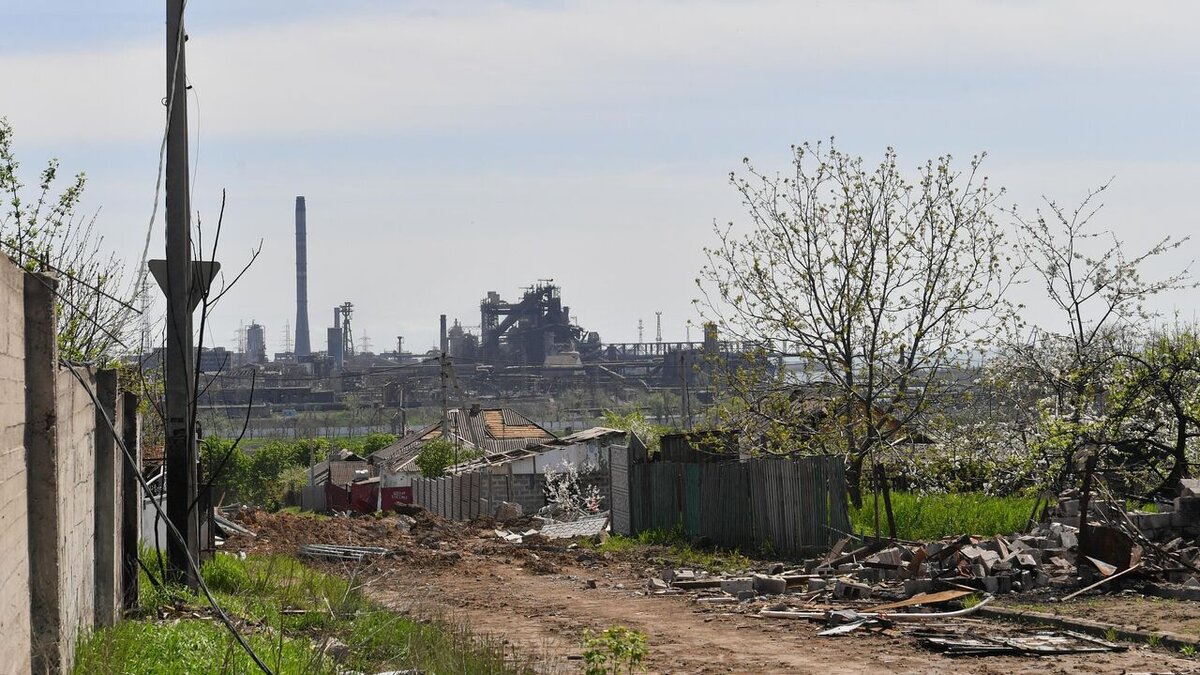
<box><xmin>163</xmin><ymin>0</ymin><xmax>198</xmax><ymax>589</ymax></box>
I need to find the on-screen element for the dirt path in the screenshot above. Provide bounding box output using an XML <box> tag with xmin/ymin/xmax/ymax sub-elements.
<box><xmin>225</xmin><ymin>509</ymin><xmax>1195</xmax><ymax>673</ymax></box>
<box><xmin>367</xmin><ymin>553</ymin><xmax>1195</xmax><ymax>674</ymax></box>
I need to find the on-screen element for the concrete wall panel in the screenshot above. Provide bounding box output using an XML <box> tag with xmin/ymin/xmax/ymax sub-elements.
<box><xmin>0</xmin><ymin>255</ymin><xmax>31</xmax><ymax>675</ymax></box>
<box><xmin>55</xmin><ymin>368</ymin><xmax>97</xmax><ymax>668</ymax></box>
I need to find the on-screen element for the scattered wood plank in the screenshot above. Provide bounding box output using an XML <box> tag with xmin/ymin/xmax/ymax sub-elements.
<box><xmin>1061</xmin><ymin>563</ymin><xmax>1142</xmax><ymax>602</ymax></box>
<box><xmin>868</xmin><ymin>590</ymin><xmax>973</xmax><ymax>613</ymax></box>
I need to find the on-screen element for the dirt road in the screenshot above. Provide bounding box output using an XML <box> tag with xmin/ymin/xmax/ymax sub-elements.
<box><xmin>228</xmin><ymin>509</ymin><xmax>1195</xmax><ymax>673</ymax></box>
<box><xmin>367</xmin><ymin>549</ymin><xmax>1194</xmax><ymax>674</ymax></box>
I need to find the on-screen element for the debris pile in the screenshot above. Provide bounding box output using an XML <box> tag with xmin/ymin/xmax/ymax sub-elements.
<box><xmin>914</xmin><ymin>627</ymin><xmax>1126</xmax><ymax>656</ymax></box>
<box><xmin>494</xmin><ymin>511</ymin><xmax>610</xmax><ymax>543</ymax></box>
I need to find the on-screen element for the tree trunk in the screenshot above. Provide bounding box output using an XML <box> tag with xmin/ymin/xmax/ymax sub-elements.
<box><xmin>1154</xmin><ymin>427</ymin><xmax>1190</xmax><ymax>497</ymax></box>
<box><xmin>846</xmin><ymin>454</ymin><xmax>865</xmax><ymax>509</ymax></box>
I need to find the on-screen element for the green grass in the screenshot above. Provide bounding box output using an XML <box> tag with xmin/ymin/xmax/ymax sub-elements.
<box><xmin>75</xmin><ymin>551</ymin><xmax>529</xmax><ymax>674</ymax></box>
<box><xmin>850</xmin><ymin>492</ymin><xmax>1037</xmax><ymax>541</ymax></box>
<box><xmin>593</xmin><ymin>528</ymin><xmax>753</xmax><ymax>572</ymax></box>
<box><xmin>275</xmin><ymin>505</ymin><xmax>331</xmax><ymax>520</ymax></box>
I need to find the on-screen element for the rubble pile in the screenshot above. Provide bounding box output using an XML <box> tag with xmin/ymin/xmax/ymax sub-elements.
<box><xmin>632</xmin><ymin>485</ymin><xmax>1200</xmax><ymax>611</ymax></box>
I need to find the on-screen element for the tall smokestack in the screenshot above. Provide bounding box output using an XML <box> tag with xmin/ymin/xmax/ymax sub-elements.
<box><xmin>439</xmin><ymin>314</ymin><xmax>448</xmax><ymax>354</ymax></box>
<box><xmin>294</xmin><ymin>197</ymin><xmax>312</xmax><ymax>358</ymax></box>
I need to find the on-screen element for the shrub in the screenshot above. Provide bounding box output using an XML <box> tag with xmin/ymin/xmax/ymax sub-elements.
<box><xmin>582</xmin><ymin>625</ymin><xmax>648</xmax><ymax>675</ymax></box>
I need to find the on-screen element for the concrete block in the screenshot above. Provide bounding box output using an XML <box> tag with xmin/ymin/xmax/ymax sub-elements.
<box><xmin>736</xmin><ymin>590</ymin><xmax>758</xmax><ymax>601</ymax></box>
<box><xmin>663</xmin><ymin>568</ymin><xmax>696</xmax><ymax>583</ymax></box>
<box><xmin>1175</xmin><ymin>496</ymin><xmax>1200</xmax><ymax>520</ymax></box>
<box><xmin>1138</xmin><ymin>512</ymin><xmax>1174</xmax><ymax>531</ymax></box>
<box><xmin>719</xmin><ymin>577</ymin><xmax>754</xmax><ymax>595</ymax></box>
<box><xmin>869</xmin><ymin>547</ymin><xmax>904</xmax><ymax>567</ymax></box>
<box><xmin>493</xmin><ymin>501</ymin><xmax>523</xmax><ymax>522</ymax></box>
<box><xmin>752</xmin><ymin>574</ymin><xmax>787</xmax><ymax>595</ymax></box>
<box><xmin>1059</xmin><ymin>528</ymin><xmax>1078</xmax><ymax>549</ymax></box>
<box><xmin>959</xmin><ymin>545</ymin><xmax>985</xmax><ymax>561</ymax></box>
<box><xmin>807</xmin><ymin>578</ymin><xmax>829</xmax><ymax>592</ymax></box>
<box><xmin>1040</xmin><ymin>547</ymin><xmax>1066</xmax><ymax>563</ymax></box>
<box><xmin>1016</xmin><ymin>553</ymin><xmax>1039</xmax><ymax>569</ymax></box>
<box><xmin>982</xmin><ymin>576</ymin><xmax>999</xmax><ymax>594</ymax></box>
<box><xmin>647</xmin><ymin>578</ymin><xmax>669</xmax><ymax>590</ymax></box>
<box><xmin>855</xmin><ymin>567</ymin><xmax>881</xmax><ymax>583</ymax></box>
<box><xmin>833</xmin><ymin>579</ymin><xmax>872</xmax><ymax>600</ymax></box>
<box><xmin>997</xmin><ymin>575</ymin><xmax>1013</xmax><ymax>594</ymax></box>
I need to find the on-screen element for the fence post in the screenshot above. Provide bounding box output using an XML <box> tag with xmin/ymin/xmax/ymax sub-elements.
<box><xmin>92</xmin><ymin>369</ymin><xmax>119</xmax><ymax>627</ymax></box>
<box><xmin>24</xmin><ymin>272</ymin><xmax>68</xmax><ymax>673</ymax></box>
<box><xmin>120</xmin><ymin>390</ymin><xmax>140</xmax><ymax>611</ymax></box>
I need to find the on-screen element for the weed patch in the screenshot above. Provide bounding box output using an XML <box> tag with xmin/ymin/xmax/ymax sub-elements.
<box><xmin>850</xmin><ymin>492</ymin><xmax>1036</xmax><ymax>540</ymax></box>
<box><xmin>594</xmin><ymin>528</ymin><xmax>752</xmax><ymax>571</ymax></box>
<box><xmin>75</xmin><ymin>552</ymin><xmax>529</xmax><ymax>674</ymax></box>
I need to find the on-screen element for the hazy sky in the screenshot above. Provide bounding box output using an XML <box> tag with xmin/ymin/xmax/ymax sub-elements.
<box><xmin>3</xmin><ymin>1</ymin><xmax>1199</xmax><ymax>354</ymax></box>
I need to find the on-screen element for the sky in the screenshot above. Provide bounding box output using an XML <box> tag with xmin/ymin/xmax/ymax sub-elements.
<box><xmin>2</xmin><ymin>0</ymin><xmax>1199</xmax><ymax>354</ymax></box>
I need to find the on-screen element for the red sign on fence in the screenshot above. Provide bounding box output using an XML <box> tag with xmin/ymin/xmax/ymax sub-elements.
<box><xmin>381</xmin><ymin>486</ymin><xmax>412</xmax><ymax>511</ymax></box>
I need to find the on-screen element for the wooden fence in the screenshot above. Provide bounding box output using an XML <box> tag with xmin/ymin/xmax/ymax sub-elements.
<box><xmin>623</xmin><ymin>456</ymin><xmax>850</xmax><ymax>557</ymax></box>
<box><xmin>411</xmin><ymin>471</ymin><xmax>512</xmax><ymax>521</ymax></box>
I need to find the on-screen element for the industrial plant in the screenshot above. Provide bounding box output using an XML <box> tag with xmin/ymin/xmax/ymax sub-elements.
<box><xmin>169</xmin><ymin>196</ymin><xmax>761</xmax><ymax>435</ymax></box>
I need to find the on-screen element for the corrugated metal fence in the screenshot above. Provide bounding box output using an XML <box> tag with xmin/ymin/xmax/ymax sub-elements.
<box><xmin>624</xmin><ymin>456</ymin><xmax>849</xmax><ymax>557</ymax></box>
<box><xmin>411</xmin><ymin>471</ymin><xmax>511</xmax><ymax>521</ymax></box>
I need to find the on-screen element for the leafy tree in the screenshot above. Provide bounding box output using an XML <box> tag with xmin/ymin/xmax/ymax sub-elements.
<box><xmin>698</xmin><ymin>141</ymin><xmax>1012</xmax><ymax>504</ymax></box>
<box><xmin>414</xmin><ymin>438</ymin><xmax>480</xmax><ymax>478</ymax></box>
<box><xmin>200</xmin><ymin>436</ymin><xmax>249</xmax><ymax>504</ymax></box>
<box><xmin>998</xmin><ymin>184</ymin><xmax>1193</xmax><ymax>492</ymax></box>
<box><xmin>360</xmin><ymin>432</ymin><xmax>397</xmax><ymax>455</ymax></box>
<box><xmin>290</xmin><ymin>437</ymin><xmax>330</xmax><ymax>466</ymax></box>
<box><xmin>0</xmin><ymin>118</ymin><xmax>133</xmax><ymax>363</ymax></box>
<box><xmin>1104</xmin><ymin>328</ymin><xmax>1200</xmax><ymax>495</ymax></box>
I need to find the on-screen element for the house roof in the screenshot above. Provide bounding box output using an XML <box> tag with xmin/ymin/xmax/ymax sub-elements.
<box><xmin>310</xmin><ymin>459</ymin><xmax>373</xmax><ymax>486</ymax></box>
<box><xmin>446</xmin><ymin>427</ymin><xmax>626</xmax><ymax>474</ymax></box>
<box><xmin>370</xmin><ymin>406</ymin><xmax>555</xmax><ymax>473</ymax></box>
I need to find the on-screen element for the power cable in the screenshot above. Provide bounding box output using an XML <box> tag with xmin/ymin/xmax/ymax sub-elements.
<box><xmin>0</xmin><ymin>240</ymin><xmax>141</xmax><ymax>315</ymax></box>
<box><xmin>61</xmin><ymin>360</ymin><xmax>274</xmax><ymax>675</ymax></box>
<box><xmin>117</xmin><ymin>0</ymin><xmax>190</xmax><ymax>340</ymax></box>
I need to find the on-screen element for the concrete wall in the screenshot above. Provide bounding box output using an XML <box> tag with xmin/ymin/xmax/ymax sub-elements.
<box><xmin>53</xmin><ymin>367</ymin><xmax>98</xmax><ymax>669</ymax></box>
<box><xmin>0</xmin><ymin>255</ymin><xmax>31</xmax><ymax>675</ymax></box>
<box><xmin>0</xmin><ymin>255</ymin><xmax>135</xmax><ymax>674</ymax></box>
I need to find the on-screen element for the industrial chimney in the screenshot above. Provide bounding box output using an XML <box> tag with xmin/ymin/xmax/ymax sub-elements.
<box><xmin>294</xmin><ymin>196</ymin><xmax>312</xmax><ymax>359</ymax></box>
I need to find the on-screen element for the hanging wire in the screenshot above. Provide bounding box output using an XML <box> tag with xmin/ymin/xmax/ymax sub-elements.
<box><xmin>61</xmin><ymin>360</ymin><xmax>274</xmax><ymax>675</ymax></box>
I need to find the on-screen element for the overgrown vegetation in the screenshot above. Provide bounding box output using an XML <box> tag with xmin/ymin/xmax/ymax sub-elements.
<box><xmin>414</xmin><ymin>437</ymin><xmax>481</xmax><ymax>478</ymax></box>
<box><xmin>201</xmin><ymin>433</ymin><xmax>395</xmax><ymax>508</ymax></box>
<box><xmin>581</xmin><ymin>625</ymin><xmax>648</xmax><ymax>675</ymax></box>
<box><xmin>0</xmin><ymin>117</ymin><xmax>134</xmax><ymax>364</ymax></box>
<box><xmin>593</xmin><ymin>528</ymin><xmax>752</xmax><ymax>572</ymax></box>
<box><xmin>76</xmin><ymin>551</ymin><xmax>528</xmax><ymax>674</ymax></box>
<box><xmin>849</xmin><ymin>492</ymin><xmax>1037</xmax><ymax>540</ymax></box>
<box><xmin>693</xmin><ymin>142</ymin><xmax>1198</xmax><ymax>503</ymax></box>
<box><xmin>602</xmin><ymin>409</ymin><xmax>670</xmax><ymax>453</ymax></box>
<box><xmin>698</xmin><ymin>141</ymin><xmax>1012</xmax><ymax>505</ymax></box>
